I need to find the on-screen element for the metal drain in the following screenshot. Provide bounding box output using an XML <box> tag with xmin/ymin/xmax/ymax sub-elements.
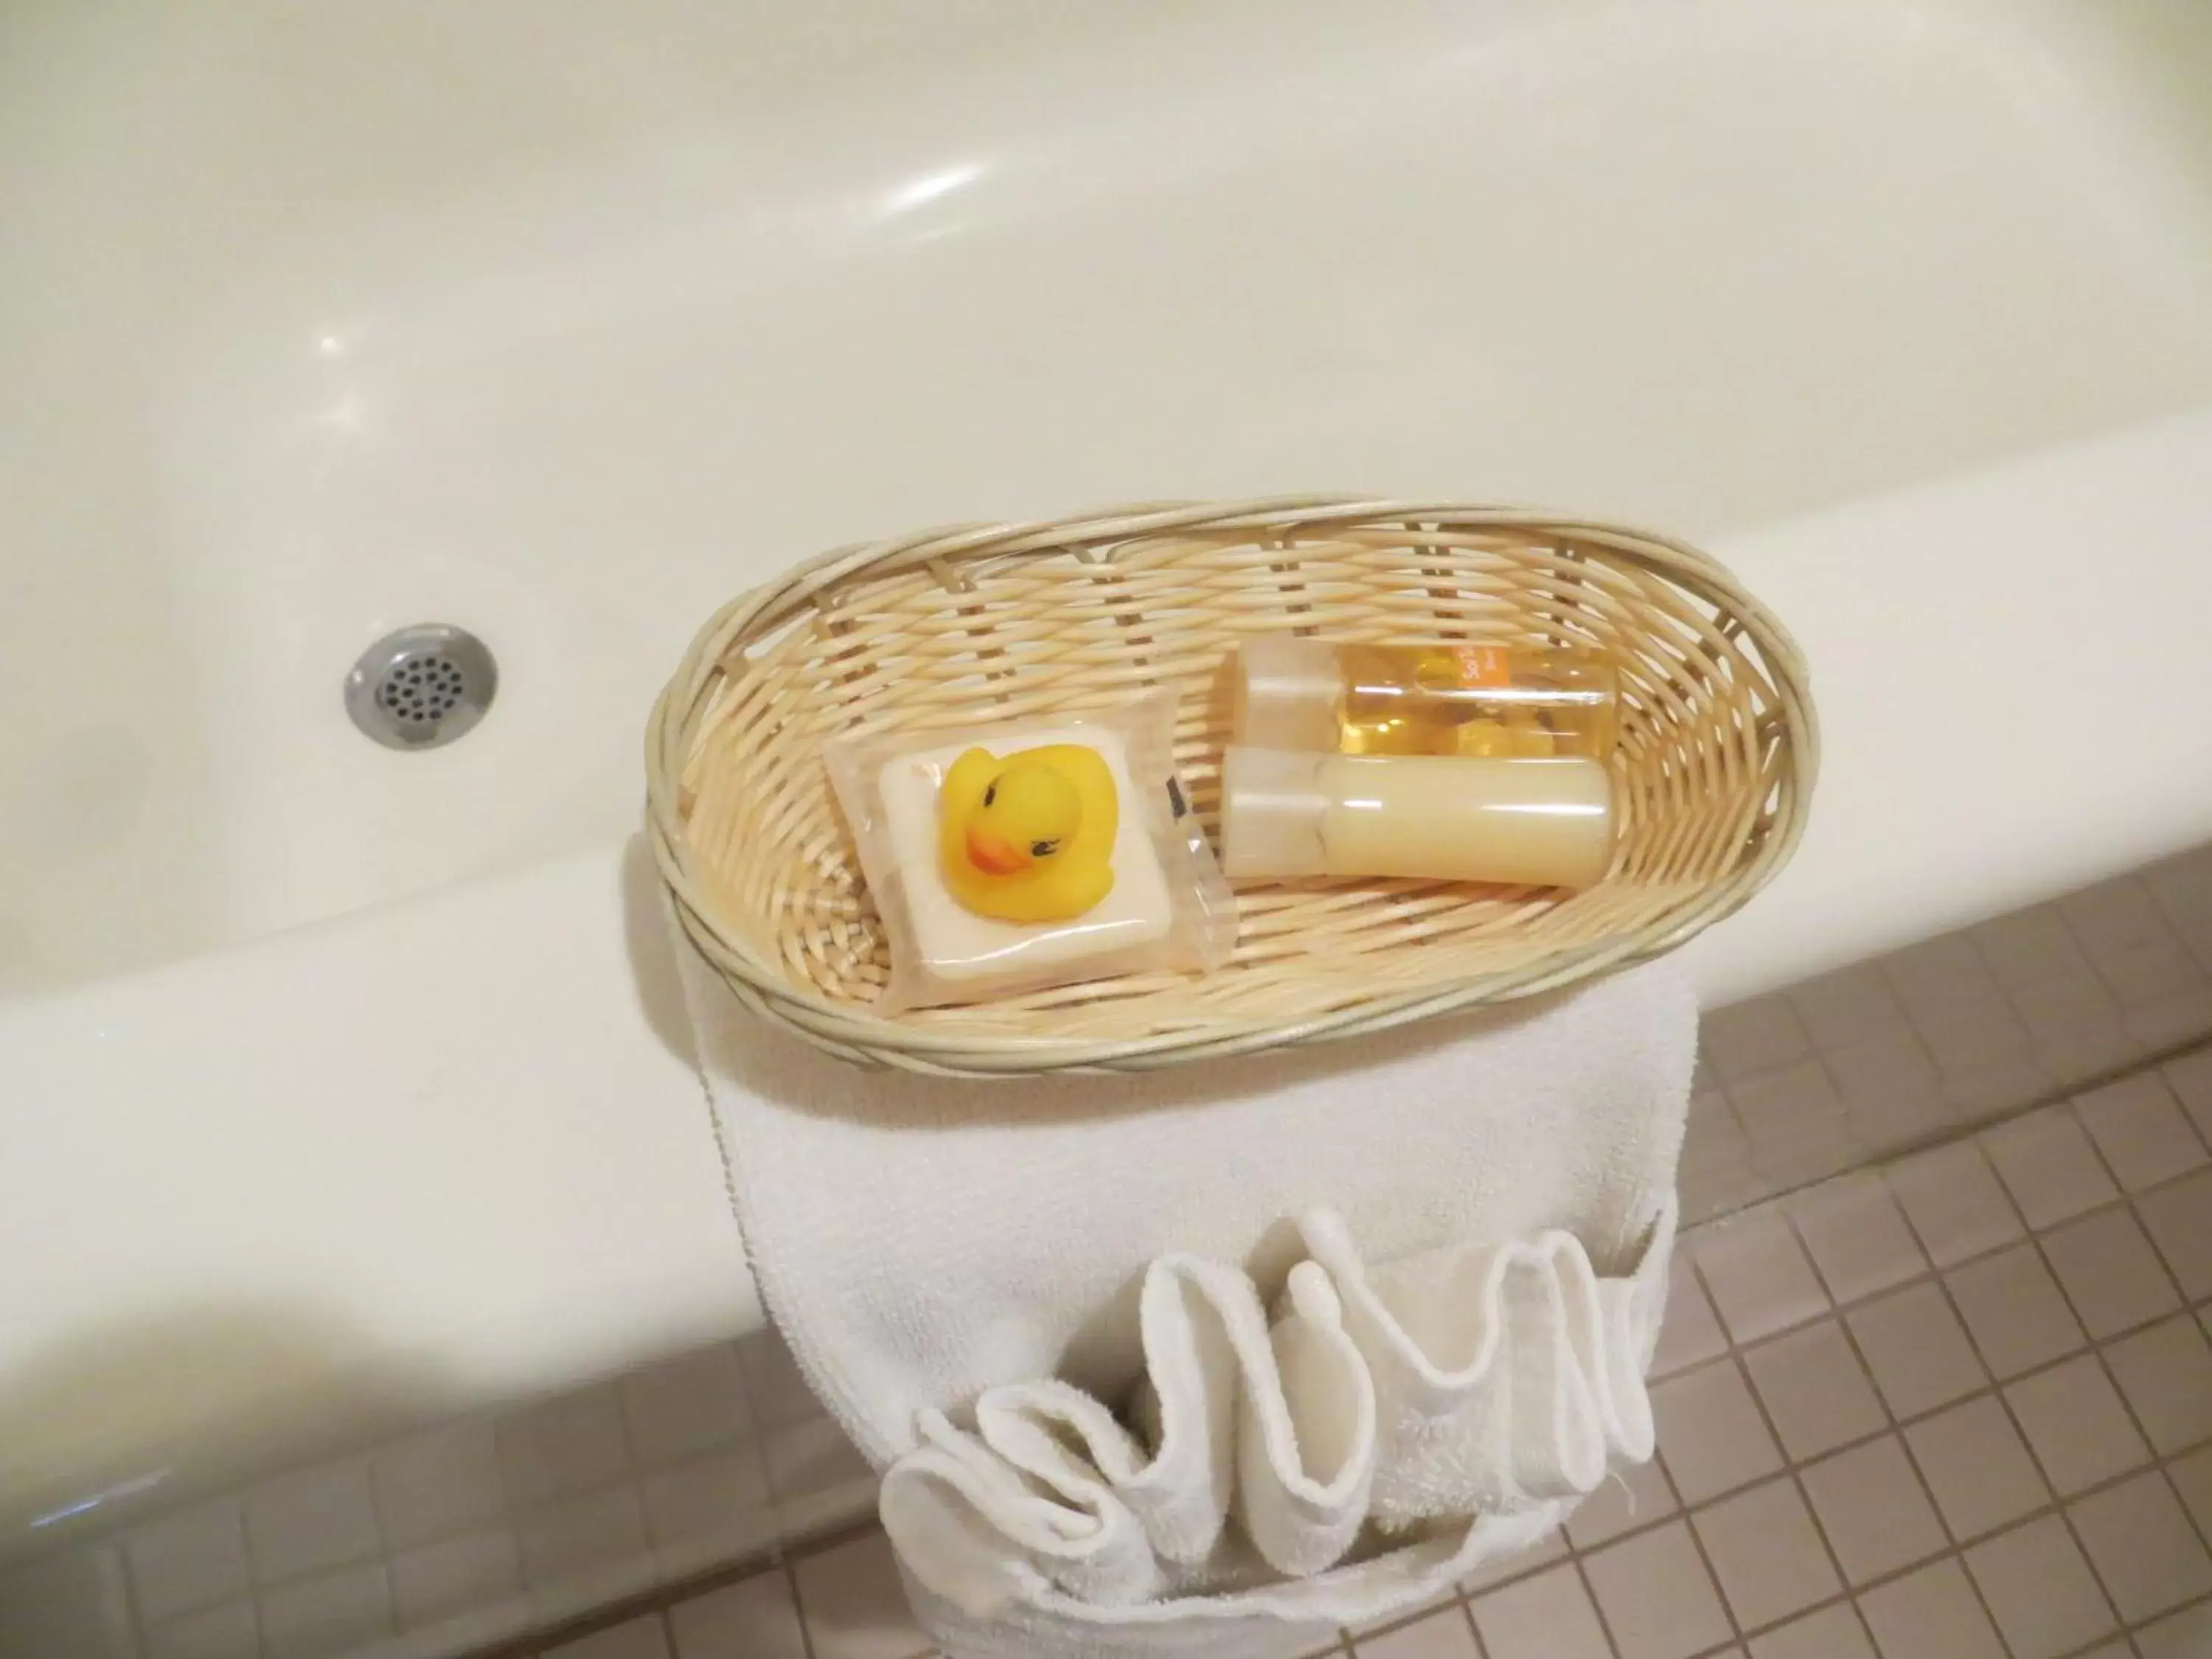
<box><xmin>344</xmin><ymin>624</ymin><xmax>497</xmax><ymax>751</ymax></box>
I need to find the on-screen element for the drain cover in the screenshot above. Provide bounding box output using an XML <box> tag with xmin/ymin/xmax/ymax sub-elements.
<box><xmin>344</xmin><ymin>624</ymin><xmax>497</xmax><ymax>750</ymax></box>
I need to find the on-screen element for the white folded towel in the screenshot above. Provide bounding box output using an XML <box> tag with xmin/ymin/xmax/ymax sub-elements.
<box><xmin>675</xmin><ymin>945</ymin><xmax>1694</xmax><ymax>1653</ymax></box>
<box><xmin>880</xmin><ymin>1204</ymin><xmax>1672</xmax><ymax>1628</ymax></box>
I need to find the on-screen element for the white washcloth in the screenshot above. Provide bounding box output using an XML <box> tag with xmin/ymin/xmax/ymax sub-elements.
<box><xmin>879</xmin><ymin>1203</ymin><xmax>1672</xmax><ymax>1630</ymax></box>
<box><xmin>675</xmin><ymin>945</ymin><xmax>1694</xmax><ymax>1651</ymax></box>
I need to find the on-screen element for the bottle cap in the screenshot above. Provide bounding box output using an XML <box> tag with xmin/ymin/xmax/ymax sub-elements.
<box><xmin>1219</xmin><ymin>746</ymin><xmax>1330</xmax><ymax>878</ymax></box>
<box><xmin>1232</xmin><ymin>637</ymin><xmax>1343</xmax><ymax>751</ymax></box>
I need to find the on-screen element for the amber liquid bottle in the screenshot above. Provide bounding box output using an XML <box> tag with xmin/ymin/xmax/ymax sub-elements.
<box><xmin>1234</xmin><ymin>638</ymin><xmax>1620</xmax><ymax>759</ymax></box>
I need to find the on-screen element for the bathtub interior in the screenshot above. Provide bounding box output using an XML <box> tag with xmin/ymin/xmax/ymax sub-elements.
<box><xmin>6</xmin><ymin>0</ymin><xmax>2212</xmax><ymax>995</ymax></box>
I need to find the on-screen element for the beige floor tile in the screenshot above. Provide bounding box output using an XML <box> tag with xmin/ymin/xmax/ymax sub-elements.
<box><xmin>1790</xmin><ymin>964</ymin><xmax>1912</xmax><ymax>1049</ymax></box>
<box><xmin>546</xmin><ymin>1615</ymin><xmax>671</xmax><ymax>1659</ymax></box>
<box><xmin>1467</xmin><ymin>1562</ymin><xmax>1611</xmax><ymax>1659</ymax></box>
<box><xmin>498</xmin><ymin>1386</ymin><xmax>634</xmax><ymax>1509</ymax></box>
<box><xmin>1691</xmin><ymin>1478</ymin><xmax>1842</xmax><ymax>1633</ymax></box>
<box><xmin>515</xmin><ymin>1487</ymin><xmax>650</xmax><ymax>1593</ymax></box>
<box><xmin>390</xmin><ymin>1528</ymin><xmax>520</xmax><ymax>1633</ymax></box>
<box><xmin>1846</xmin><ymin>1284</ymin><xmax>1987</xmax><ymax>1419</ymax></box>
<box><xmin>145</xmin><ymin>1599</ymin><xmax>259</xmax><ymax>1659</ymax></box>
<box><xmin>2067</xmin><ymin>1470</ymin><xmax>2212</xmax><ymax>1625</ymax></box>
<box><xmin>2138</xmin><ymin>1168</ymin><xmax>2212</xmax><ymax>1300</ymax></box>
<box><xmin>2044</xmin><ymin>1206</ymin><xmax>2186</xmax><ymax>1339</ymax></box>
<box><xmin>1944</xmin><ymin>1244</ymin><xmax>2087</xmax><ymax>1379</ymax></box>
<box><xmin>1352</xmin><ymin>1606</ymin><xmax>1481</xmax><ymax>1659</ymax></box>
<box><xmin>1703</xmin><ymin>998</ymin><xmax>1814</xmax><ymax>1083</ymax></box>
<box><xmin>1580</xmin><ymin>1522</ymin><xmax>1733</xmax><ymax>1659</ymax></box>
<box><xmin>1458</xmin><ymin>1524</ymin><xmax>1566</xmax><ymax>1596</ymax></box>
<box><xmin>2136</xmin><ymin>1598</ymin><xmax>2212</xmax><ymax>1659</ymax></box>
<box><xmin>669</xmin><ymin>1572</ymin><xmax>807</xmax><ymax>1659</ymax></box>
<box><xmin>1345</xmin><ymin>1581</ymin><xmax>1456</xmax><ymax>1641</ymax></box>
<box><xmin>1973</xmin><ymin>905</ymin><xmax>2092</xmax><ymax>990</ymax></box>
<box><xmin>1652</xmin><ymin>1250</ymin><xmax>1731</xmax><ymax>1378</ymax></box>
<box><xmin>1799</xmin><ymin>1438</ymin><xmax>1946</xmax><ymax>1587</ymax></box>
<box><xmin>126</xmin><ymin>1501</ymin><xmax>252</xmax><ymax>1627</ymax></box>
<box><xmin>2171</xmin><ymin>1445</ymin><xmax>2212</xmax><ymax>1536</ymax></box>
<box><xmin>1981</xmin><ymin>1107</ymin><xmax>2119</xmax><ymax>1229</ymax></box>
<box><xmin>2073</xmin><ymin>1074</ymin><xmax>2209</xmax><ymax>1192</ymax></box>
<box><xmin>1744</xmin><ymin>1321</ymin><xmax>1888</xmax><ymax>1462</ymax></box>
<box><xmin>2005</xmin><ymin>1355</ymin><xmax>2152</xmax><ymax>1497</ymax></box>
<box><xmin>1565</xmin><ymin>1456</ymin><xmax>1677</xmax><ymax>1552</ymax></box>
<box><xmin>1885</xmin><ymin>1143</ymin><xmax>2024</xmax><ymax>1270</ymax></box>
<box><xmin>1902</xmin><ymin>1395</ymin><xmax>2050</xmax><ymax>1542</ymax></box>
<box><xmin>2164</xmin><ymin>1046</ymin><xmax>2212</xmax><ymax>1141</ymax></box>
<box><xmin>1651</xmin><ymin>1362</ymin><xmax>1784</xmax><ymax>1506</ymax></box>
<box><xmin>1961</xmin><ymin>1515</ymin><xmax>2117</xmax><ymax>1659</ymax></box>
<box><xmin>1790</xmin><ymin>1174</ymin><xmax>1927</xmax><ymax>1307</ymax></box>
<box><xmin>1746</xmin><ymin>1603</ymin><xmax>1874</xmax><ymax>1659</ymax></box>
<box><xmin>372</xmin><ymin>1421</ymin><xmax>507</xmax><ymax>1555</ymax></box>
<box><xmin>2104</xmin><ymin>1315</ymin><xmax>2212</xmax><ymax>1455</ymax></box>
<box><xmin>1885</xmin><ymin>935</ymin><xmax>2002</xmax><ymax>1023</ymax></box>
<box><xmin>793</xmin><ymin>1533</ymin><xmax>928</xmax><ymax>1659</ymax></box>
<box><xmin>1694</xmin><ymin>1211</ymin><xmax>1831</xmax><ymax>1345</ymax></box>
<box><xmin>1857</xmin><ymin>1558</ymin><xmax>2007</xmax><ymax>1659</ymax></box>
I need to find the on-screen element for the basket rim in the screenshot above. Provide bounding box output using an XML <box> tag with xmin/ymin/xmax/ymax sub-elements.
<box><xmin>644</xmin><ymin>497</ymin><xmax>1819</xmax><ymax>1076</ymax></box>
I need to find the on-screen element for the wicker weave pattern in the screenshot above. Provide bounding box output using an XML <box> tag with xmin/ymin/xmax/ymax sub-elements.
<box><xmin>646</xmin><ymin>498</ymin><xmax>1816</xmax><ymax>1075</ymax></box>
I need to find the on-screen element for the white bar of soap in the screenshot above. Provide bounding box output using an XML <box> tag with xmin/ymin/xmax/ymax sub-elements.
<box><xmin>877</xmin><ymin>727</ymin><xmax>1173</xmax><ymax>987</ymax></box>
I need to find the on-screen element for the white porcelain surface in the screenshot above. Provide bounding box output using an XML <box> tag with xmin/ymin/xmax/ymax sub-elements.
<box><xmin>7</xmin><ymin>0</ymin><xmax>2212</xmax><ymax>992</ymax></box>
<box><xmin>7</xmin><ymin>0</ymin><xmax>2212</xmax><ymax>1583</ymax></box>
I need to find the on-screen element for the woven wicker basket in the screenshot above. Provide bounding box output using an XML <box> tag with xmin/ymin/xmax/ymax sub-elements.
<box><xmin>647</xmin><ymin>498</ymin><xmax>1816</xmax><ymax>1076</ymax></box>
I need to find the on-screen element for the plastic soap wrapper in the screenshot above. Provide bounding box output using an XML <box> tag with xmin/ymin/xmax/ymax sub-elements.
<box><xmin>826</xmin><ymin>697</ymin><xmax>1234</xmax><ymax>1012</ymax></box>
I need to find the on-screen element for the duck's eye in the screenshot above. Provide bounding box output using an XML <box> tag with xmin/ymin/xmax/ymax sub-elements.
<box><xmin>1030</xmin><ymin>839</ymin><xmax>1060</xmax><ymax>858</ymax></box>
<box><xmin>983</xmin><ymin>783</ymin><xmax>997</xmax><ymax>807</ymax></box>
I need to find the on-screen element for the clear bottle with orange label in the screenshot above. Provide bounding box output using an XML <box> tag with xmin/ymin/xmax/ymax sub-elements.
<box><xmin>1232</xmin><ymin>637</ymin><xmax>1620</xmax><ymax>759</ymax></box>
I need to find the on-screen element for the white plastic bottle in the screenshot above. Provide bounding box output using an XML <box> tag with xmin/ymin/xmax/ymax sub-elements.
<box><xmin>1219</xmin><ymin>746</ymin><xmax>1615</xmax><ymax>888</ymax></box>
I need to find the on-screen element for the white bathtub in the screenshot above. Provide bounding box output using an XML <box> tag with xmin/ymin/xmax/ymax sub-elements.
<box><xmin>7</xmin><ymin>0</ymin><xmax>2212</xmax><ymax>1584</ymax></box>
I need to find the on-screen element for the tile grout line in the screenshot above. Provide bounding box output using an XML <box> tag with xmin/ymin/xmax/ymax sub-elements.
<box><xmin>1696</xmin><ymin>1239</ymin><xmax>1851</xmax><ymax>1644</ymax></box>
<box><xmin>2020</xmin><ymin>1089</ymin><xmax>2212</xmax><ymax>1593</ymax></box>
<box><xmin>1925</xmin><ymin>1107</ymin><xmax>2127</xmax><ymax>1649</ymax></box>
<box><xmin>1862</xmin><ymin>1147</ymin><xmax>2059</xmax><ymax>1579</ymax></box>
<box><xmin>1451</xmin><ymin>1593</ymin><xmax>1486</xmax><ymax>1658</ymax></box>
<box><xmin>1773</xmin><ymin>1200</ymin><xmax>1949</xmax><ymax>1659</ymax></box>
<box><xmin>1565</xmin><ymin>1549</ymin><xmax>1635</xmax><ymax>1659</ymax></box>
<box><xmin>1646</xmin><ymin>1257</ymin><xmax>1760</xmax><ymax>1658</ymax></box>
<box><xmin>2118</xmin><ymin>1070</ymin><xmax>2212</xmax><ymax>1333</ymax></box>
<box><xmin>112</xmin><ymin>1530</ymin><xmax>160</xmax><ymax>1659</ymax></box>
<box><xmin>1877</xmin><ymin>1176</ymin><xmax>2055</xmax><ymax>1656</ymax></box>
<box><xmin>1340</xmin><ymin>1591</ymin><xmax>1459</xmax><ymax>1648</ymax></box>
<box><xmin>2060</xmin><ymin>1087</ymin><xmax>2212</xmax><ymax>1580</ymax></box>
<box><xmin>782</xmin><ymin>1554</ymin><xmax>821</xmax><ymax>1659</ymax></box>
<box><xmin>349</xmin><ymin>1436</ymin><xmax>406</xmax><ymax>1655</ymax></box>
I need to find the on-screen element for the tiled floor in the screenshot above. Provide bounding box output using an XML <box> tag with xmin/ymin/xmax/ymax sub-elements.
<box><xmin>551</xmin><ymin>1055</ymin><xmax>2212</xmax><ymax>1659</ymax></box>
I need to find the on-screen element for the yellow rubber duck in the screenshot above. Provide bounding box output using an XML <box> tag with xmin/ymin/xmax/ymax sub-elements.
<box><xmin>937</xmin><ymin>743</ymin><xmax>1117</xmax><ymax>923</ymax></box>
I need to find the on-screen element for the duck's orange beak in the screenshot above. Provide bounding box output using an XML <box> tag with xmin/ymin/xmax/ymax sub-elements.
<box><xmin>965</xmin><ymin>827</ymin><xmax>1029</xmax><ymax>875</ymax></box>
